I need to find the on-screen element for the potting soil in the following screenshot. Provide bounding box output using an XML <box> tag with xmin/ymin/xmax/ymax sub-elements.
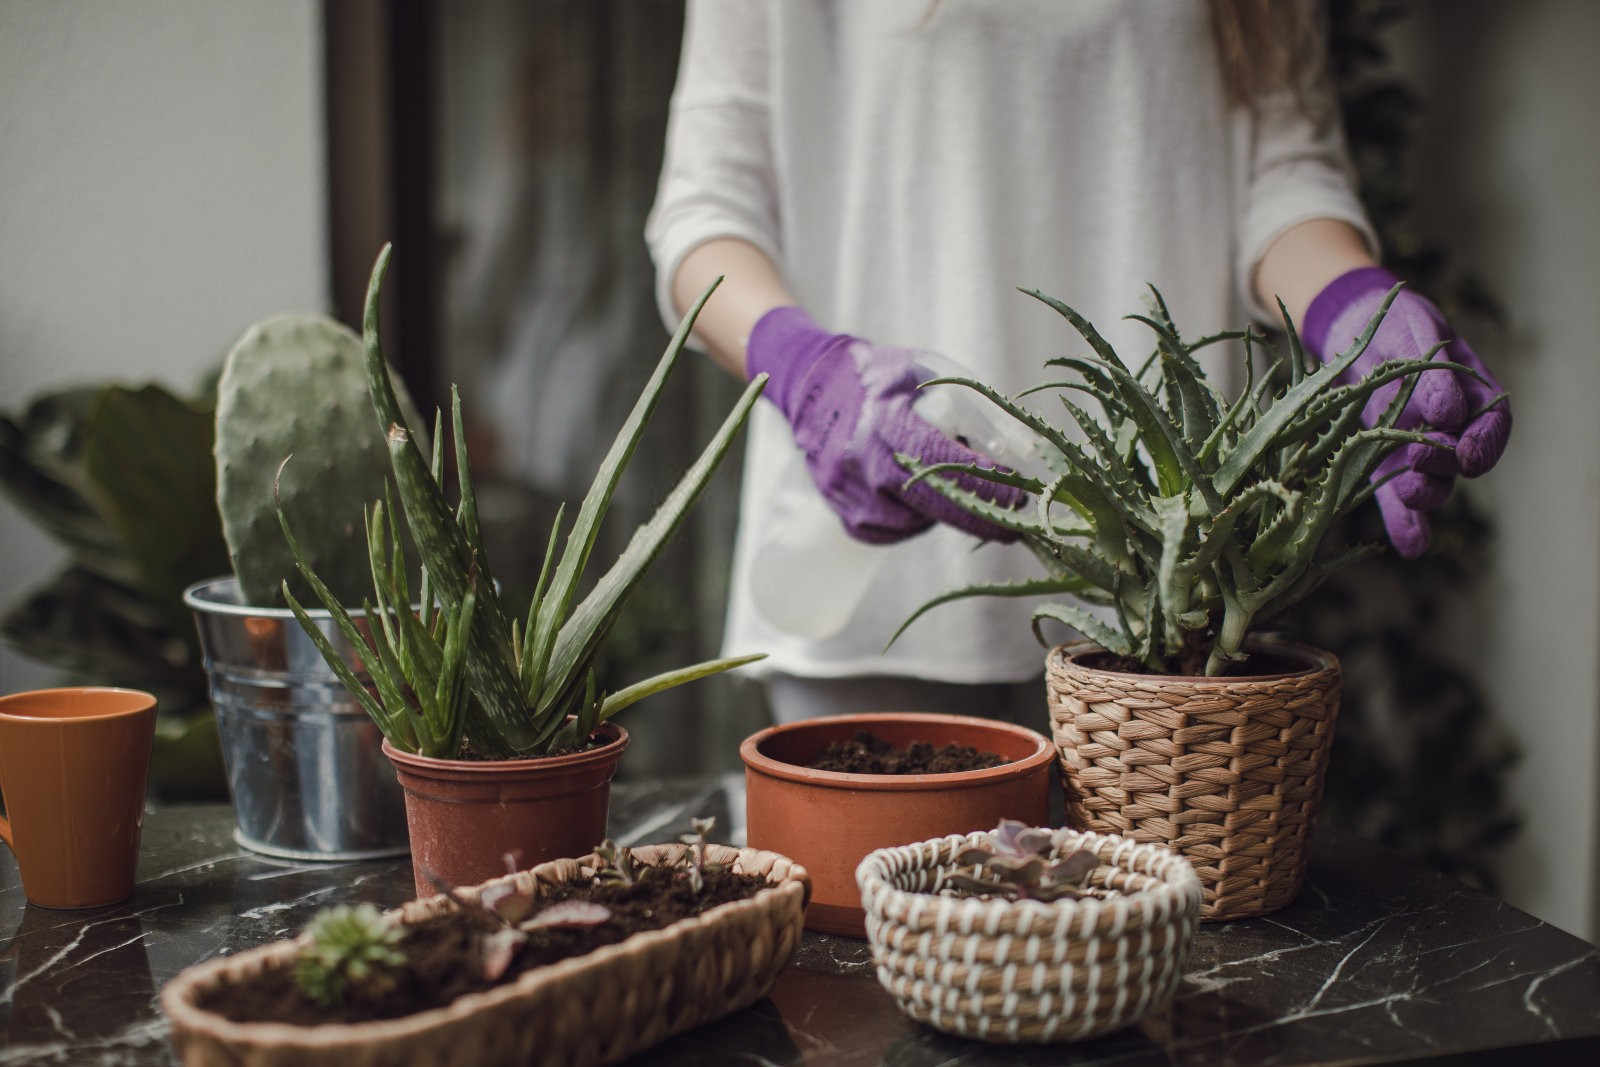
<box><xmin>197</xmin><ymin>864</ymin><xmax>769</xmax><ymax>1026</ymax></box>
<box><xmin>805</xmin><ymin>730</ymin><xmax>1006</xmax><ymax>774</ymax></box>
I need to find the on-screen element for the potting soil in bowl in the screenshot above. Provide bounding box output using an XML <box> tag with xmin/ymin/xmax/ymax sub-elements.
<box><xmin>805</xmin><ymin>730</ymin><xmax>1005</xmax><ymax>774</ymax></box>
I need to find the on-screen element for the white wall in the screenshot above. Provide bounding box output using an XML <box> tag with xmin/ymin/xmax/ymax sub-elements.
<box><xmin>0</xmin><ymin>1</ymin><xmax>327</xmax><ymax>690</ymax></box>
<box><xmin>1398</xmin><ymin>1</ymin><xmax>1600</xmax><ymax>939</ymax></box>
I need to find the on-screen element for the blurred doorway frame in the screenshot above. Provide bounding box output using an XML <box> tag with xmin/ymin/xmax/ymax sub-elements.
<box><xmin>324</xmin><ymin>0</ymin><xmax>441</xmax><ymax>409</ymax></box>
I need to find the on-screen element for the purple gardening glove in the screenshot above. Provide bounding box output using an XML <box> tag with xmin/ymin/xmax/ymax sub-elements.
<box><xmin>746</xmin><ymin>306</ymin><xmax>1025</xmax><ymax>544</ymax></box>
<box><xmin>1301</xmin><ymin>267</ymin><xmax>1511</xmax><ymax>558</ymax></box>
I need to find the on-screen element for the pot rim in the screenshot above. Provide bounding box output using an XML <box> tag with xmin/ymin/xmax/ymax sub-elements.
<box><xmin>0</xmin><ymin>686</ymin><xmax>157</xmax><ymax>725</ymax></box>
<box><xmin>1050</xmin><ymin>637</ymin><xmax>1338</xmax><ymax>684</ymax></box>
<box><xmin>739</xmin><ymin>711</ymin><xmax>1055</xmax><ymax>792</ymax></box>
<box><xmin>183</xmin><ymin>575</ymin><xmax>385</xmax><ymax>621</ymax></box>
<box><xmin>381</xmin><ymin>722</ymin><xmax>629</xmax><ymax>781</ymax></box>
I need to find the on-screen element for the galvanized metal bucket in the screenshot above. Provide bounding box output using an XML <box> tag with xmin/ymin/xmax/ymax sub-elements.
<box><xmin>183</xmin><ymin>577</ymin><xmax>409</xmax><ymax>861</ymax></box>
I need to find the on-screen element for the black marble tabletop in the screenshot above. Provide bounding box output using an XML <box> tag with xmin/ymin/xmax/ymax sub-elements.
<box><xmin>3</xmin><ymin>777</ymin><xmax>1598</xmax><ymax>1066</ymax></box>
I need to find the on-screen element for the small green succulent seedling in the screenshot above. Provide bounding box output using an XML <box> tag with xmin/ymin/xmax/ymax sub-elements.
<box><xmin>944</xmin><ymin>820</ymin><xmax>1100</xmax><ymax>903</ymax></box>
<box><xmin>679</xmin><ymin>816</ymin><xmax>719</xmax><ymax>895</ymax></box>
<box><xmin>294</xmin><ymin>904</ymin><xmax>406</xmax><ymax>1006</ymax></box>
<box><xmin>279</xmin><ymin>245</ymin><xmax>767</xmax><ymax>758</ymax></box>
<box><xmin>594</xmin><ymin>839</ymin><xmax>639</xmax><ymax>888</ymax></box>
<box><xmin>894</xmin><ymin>285</ymin><xmax>1499</xmax><ymax>675</ymax></box>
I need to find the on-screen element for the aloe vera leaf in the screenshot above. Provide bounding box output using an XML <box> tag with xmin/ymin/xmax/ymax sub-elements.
<box><xmin>902</xmin><ymin>452</ymin><xmax>1148</xmax><ymax>570</ymax></box>
<box><xmin>1213</xmin><ymin>284</ymin><xmax>1404</xmax><ymax>495</ymax></box>
<box><xmin>1201</xmin><ymin>328</ymin><xmax>1261</xmax><ymax>464</ymax></box>
<box><xmin>1029</xmin><ymin>602</ymin><xmax>1133</xmax><ymax>656</ymax></box>
<box><xmin>1025</xmin><ymin>288</ymin><xmax>1216</xmax><ymax>501</ymax></box>
<box><xmin>1135</xmin><ymin>582</ymin><xmax>1162</xmax><ymax>664</ymax></box>
<box><xmin>280</xmin><ymin>581</ymin><xmax>416</xmax><ymax>751</ymax></box>
<box><xmin>419</xmin><ymin>410</ymin><xmax>445</xmax><ymax>632</ymax></box>
<box><xmin>364</xmin><ymin>501</ymin><xmax>408</xmax><ymax>671</ymax></box>
<box><xmin>888</xmin><ymin>577</ymin><xmax>1096</xmax><ymax>650</ymax></box>
<box><xmin>450</xmin><ymin>387</ymin><xmax>483</xmax><ymax>552</ymax></box>
<box><xmin>1127</xmin><ymin>308</ymin><xmax>1219</xmax><ymax>445</ymax></box>
<box><xmin>897</xmin><ymin>456</ymin><xmax>1045</xmax><ymax>496</ymax></box>
<box><xmin>429</xmin><ymin>585</ymin><xmax>475</xmax><ymax>753</ymax></box>
<box><xmin>524</xmin><ymin>279</ymin><xmax>726</xmax><ymax>728</ymax></box>
<box><xmin>912</xmin><ymin>375</ymin><xmax>1157</xmax><ymax>544</ymax></box>
<box><xmin>1245</xmin><ymin>492</ymin><xmax>1303</xmax><ymax>574</ymax></box>
<box><xmin>1015</xmin><ymin>379</ymin><xmax>1124</xmax><ymax>420</ymax></box>
<box><xmin>1186</xmin><ymin>329</ymin><xmax>1250</xmax><ymax>355</ymax></box>
<box><xmin>521</xmin><ymin>502</ymin><xmax>565</xmax><ymax>699</ymax></box>
<box><xmin>1053</xmin><ymin>355</ymin><xmax>1221</xmax><ymax>513</ymax></box>
<box><xmin>896</xmin><ymin>461</ymin><xmax>1054</xmax><ymax>539</ymax></box>
<box><xmin>1277</xmin><ymin>299</ymin><xmax>1310</xmax><ymax>388</ymax></box>
<box><xmin>363</xmin><ymin>247</ymin><xmax>527</xmax><ymax>747</ymax></box>
<box><xmin>358</xmin><ymin>594</ymin><xmax>430</xmax><ymax>739</ymax></box>
<box><xmin>534</xmin><ymin>371</ymin><xmax>765</xmax><ymax>729</ymax></box>
<box><xmin>277</xmin><ymin>485</ymin><xmax>425</xmax><ymax>747</ymax></box>
<box><xmin>1185</xmin><ymin>480</ymin><xmax>1298</xmax><ymax>575</ymax></box>
<box><xmin>1020</xmin><ymin>288</ymin><xmax>1127</xmax><ymax>368</ymax></box>
<box><xmin>1287</xmin><ymin>427</ymin><xmax>1447</xmax><ymax>559</ymax></box>
<box><xmin>1053</xmin><ymin>395</ymin><xmax>1154</xmax><ymax>502</ymax></box>
<box><xmin>1276</xmin><ymin>351</ymin><xmax>1450</xmax><ymax>456</ymax></box>
<box><xmin>1155</xmin><ymin>493</ymin><xmax>1191</xmax><ymax>622</ymax></box>
<box><xmin>595</xmin><ymin>652</ymin><xmax>766</xmax><ymax>723</ymax></box>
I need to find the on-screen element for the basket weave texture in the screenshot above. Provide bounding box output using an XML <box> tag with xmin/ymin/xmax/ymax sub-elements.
<box><xmin>161</xmin><ymin>843</ymin><xmax>809</xmax><ymax>1067</ymax></box>
<box><xmin>1045</xmin><ymin>640</ymin><xmax>1341</xmax><ymax>921</ymax></box>
<box><xmin>858</xmin><ymin>829</ymin><xmax>1201</xmax><ymax>1043</ymax></box>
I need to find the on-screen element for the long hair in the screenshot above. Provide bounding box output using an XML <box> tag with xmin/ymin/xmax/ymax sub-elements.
<box><xmin>1207</xmin><ymin>0</ymin><xmax>1328</xmax><ymax>113</ymax></box>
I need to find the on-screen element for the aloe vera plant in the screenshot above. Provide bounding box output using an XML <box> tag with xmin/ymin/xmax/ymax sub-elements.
<box><xmin>894</xmin><ymin>285</ymin><xmax>1496</xmax><ymax>676</ymax></box>
<box><xmin>279</xmin><ymin>244</ymin><xmax>766</xmax><ymax>758</ymax></box>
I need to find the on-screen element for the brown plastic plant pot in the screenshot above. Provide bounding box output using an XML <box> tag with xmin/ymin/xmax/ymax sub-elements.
<box><xmin>383</xmin><ymin>723</ymin><xmax>628</xmax><ymax>896</ymax></box>
<box><xmin>741</xmin><ymin>712</ymin><xmax>1054</xmax><ymax>937</ymax></box>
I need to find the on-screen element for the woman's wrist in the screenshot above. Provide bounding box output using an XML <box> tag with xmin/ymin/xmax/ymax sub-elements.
<box><xmin>672</xmin><ymin>237</ymin><xmax>796</xmax><ymax>378</ymax></box>
<box><xmin>1254</xmin><ymin>218</ymin><xmax>1377</xmax><ymax>328</ymax></box>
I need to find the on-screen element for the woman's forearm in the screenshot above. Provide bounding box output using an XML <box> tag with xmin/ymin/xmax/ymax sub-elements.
<box><xmin>671</xmin><ymin>237</ymin><xmax>797</xmax><ymax>378</ymax></box>
<box><xmin>1254</xmin><ymin>218</ymin><xmax>1377</xmax><ymax>329</ymax></box>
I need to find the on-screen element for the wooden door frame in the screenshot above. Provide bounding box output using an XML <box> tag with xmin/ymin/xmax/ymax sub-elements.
<box><xmin>324</xmin><ymin>0</ymin><xmax>441</xmax><ymax>409</ymax></box>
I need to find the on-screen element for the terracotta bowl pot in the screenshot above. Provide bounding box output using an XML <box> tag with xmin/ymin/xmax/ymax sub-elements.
<box><xmin>384</xmin><ymin>723</ymin><xmax>628</xmax><ymax>896</ymax></box>
<box><xmin>741</xmin><ymin>712</ymin><xmax>1054</xmax><ymax>937</ymax></box>
<box><xmin>1045</xmin><ymin>639</ymin><xmax>1341</xmax><ymax>920</ymax></box>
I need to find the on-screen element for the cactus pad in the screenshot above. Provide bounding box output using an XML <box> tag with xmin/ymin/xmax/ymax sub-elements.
<box><xmin>216</xmin><ymin>314</ymin><xmax>423</xmax><ymax>606</ymax></box>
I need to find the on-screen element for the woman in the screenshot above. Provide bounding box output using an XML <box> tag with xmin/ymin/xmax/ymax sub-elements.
<box><xmin>645</xmin><ymin>0</ymin><xmax>1509</xmax><ymax>724</ymax></box>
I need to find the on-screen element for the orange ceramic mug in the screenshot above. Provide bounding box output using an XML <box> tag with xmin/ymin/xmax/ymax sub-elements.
<box><xmin>0</xmin><ymin>687</ymin><xmax>157</xmax><ymax>908</ymax></box>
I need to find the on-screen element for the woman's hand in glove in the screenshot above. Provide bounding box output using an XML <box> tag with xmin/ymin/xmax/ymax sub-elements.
<box><xmin>1302</xmin><ymin>267</ymin><xmax>1511</xmax><ymax>558</ymax></box>
<box><xmin>746</xmin><ymin>306</ymin><xmax>1024</xmax><ymax>544</ymax></box>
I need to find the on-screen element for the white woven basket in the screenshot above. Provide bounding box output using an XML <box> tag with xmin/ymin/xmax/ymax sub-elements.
<box><xmin>856</xmin><ymin>829</ymin><xmax>1202</xmax><ymax>1043</ymax></box>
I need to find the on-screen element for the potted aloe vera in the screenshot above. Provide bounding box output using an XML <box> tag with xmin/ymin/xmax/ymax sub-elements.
<box><xmin>280</xmin><ymin>245</ymin><xmax>765</xmax><ymax>893</ymax></box>
<box><xmin>184</xmin><ymin>309</ymin><xmax>430</xmax><ymax>860</ymax></box>
<box><xmin>893</xmin><ymin>286</ymin><xmax>1501</xmax><ymax>920</ymax></box>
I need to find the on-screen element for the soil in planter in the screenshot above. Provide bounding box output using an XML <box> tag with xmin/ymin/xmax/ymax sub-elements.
<box><xmin>1078</xmin><ymin>648</ymin><xmax>1306</xmax><ymax>678</ymax></box>
<box><xmin>196</xmin><ymin>864</ymin><xmax>769</xmax><ymax>1026</ymax></box>
<box><xmin>806</xmin><ymin>730</ymin><xmax>1006</xmax><ymax>774</ymax></box>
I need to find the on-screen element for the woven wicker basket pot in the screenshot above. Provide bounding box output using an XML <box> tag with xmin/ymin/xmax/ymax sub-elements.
<box><xmin>161</xmin><ymin>843</ymin><xmax>809</xmax><ymax>1067</ymax></box>
<box><xmin>857</xmin><ymin>829</ymin><xmax>1202</xmax><ymax>1043</ymax></box>
<box><xmin>1045</xmin><ymin>639</ymin><xmax>1341</xmax><ymax>921</ymax></box>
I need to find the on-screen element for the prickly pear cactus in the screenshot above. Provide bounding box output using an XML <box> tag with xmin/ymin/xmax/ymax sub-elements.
<box><xmin>215</xmin><ymin>314</ymin><xmax>423</xmax><ymax>606</ymax></box>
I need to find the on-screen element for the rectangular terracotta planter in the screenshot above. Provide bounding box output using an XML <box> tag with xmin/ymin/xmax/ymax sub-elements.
<box><xmin>160</xmin><ymin>843</ymin><xmax>810</xmax><ymax>1067</ymax></box>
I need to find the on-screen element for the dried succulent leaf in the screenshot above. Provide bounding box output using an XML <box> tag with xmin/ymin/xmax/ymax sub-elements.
<box><xmin>479</xmin><ymin>927</ymin><xmax>527</xmax><ymax>982</ymax></box>
<box><xmin>480</xmin><ymin>882</ymin><xmax>535</xmax><ymax>925</ymax></box>
<box><xmin>520</xmin><ymin>900</ymin><xmax>612</xmax><ymax>932</ymax></box>
<box><xmin>1049</xmin><ymin>848</ymin><xmax>1099</xmax><ymax>884</ymax></box>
